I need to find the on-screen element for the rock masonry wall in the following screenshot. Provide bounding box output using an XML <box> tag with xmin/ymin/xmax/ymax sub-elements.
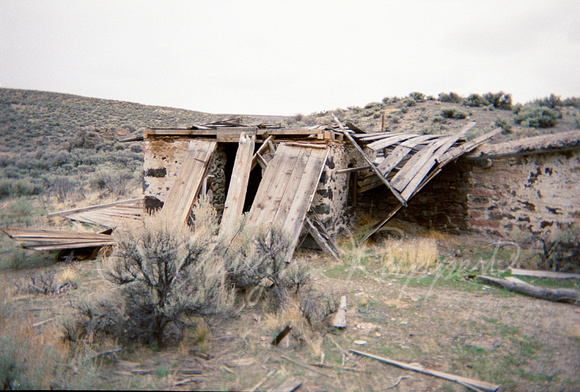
<box><xmin>468</xmin><ymin>150</ymin><xmax>580</xmax><ymax>237</ymax></box>
<box><xmin>142</xmin><ymin>138</ymin><xmax>227</xmax><ymax>215</ymax></box>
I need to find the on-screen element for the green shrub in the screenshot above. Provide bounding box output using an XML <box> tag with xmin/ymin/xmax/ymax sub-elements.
<box><xmin>483</xmin><ymin>92</ymin><xmax>512</xmax><ymax>110</ymax></box>
<box><xmin>513</xmin><ymin>104</ymin><xmax>560</xmax><ymax>128</ymax></box>
<box><xmin>438</xmin><ymin>92</ymin><xmax>463</xmax><ymax>103</ymax></box>
<box><xmin>402</xmin><ymin>97</ymin><xmax>416</xmax><ymax>107</ymax></box>
<box><xmin>409</xmin><ymin>92</ymin><xmax>426</xmax><ymax>102</ymax></box>
<box><xmin>463</xmin><ymin>94</ymin><xmax>489</xmax><ymax>107</ymax></box>
<box><xmin>534</xmin><ymin>94</ymin><xmax>562</xmax><ymax>109</ymax></box>
<box><xmin>494</xmin><ymin>117</ymin><xmax>512</xmax><ymax>133</ymax></box>
<box><xmin>440</xmin><ymin>108</ymin><xmax>468</xmax><ymax>120</ymax></box>
<box><xmin>562</xmin><ymin>97</ymin><xmax>580</xmax><ymax>108</ymax></box>
<box><xmin>71</xmin><ymin>208</ymin><xmax>234</xmax><ymax>347</ymax></box>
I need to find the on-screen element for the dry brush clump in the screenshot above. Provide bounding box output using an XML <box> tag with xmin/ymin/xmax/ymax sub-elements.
<box><xmin>68</xmin><ymin>204</ymin><xmax>235</xmax><ymax>347</ymax></box>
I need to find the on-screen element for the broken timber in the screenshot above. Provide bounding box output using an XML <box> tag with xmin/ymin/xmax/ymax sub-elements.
<box><xmin>245</xmin><ymin>143</ymin><xmax>329</xmax><ymax>261</ymax></box>
<box><xmin>219</xmin><ymin>132</ymin><xmax>255</xmax><ymax>240</ymax></box>
<box><xmin>47</xmin><ymin>198</ymin><xmax>143</xmax><ymax>229</ymax></box>
<box><xmin>477</xmin><ymin>275</ymin><xmax>580</xmax><ymax>304</ymax></box>
<box><xmin>160</xmin><ymin>139</ymin><xmax>217</xmax><ymax>224</ymax></box>
<box><xmin>1</xmin><ymin>228</ymin><xmax>116</xmax><ymax>251</ymax></box>
<box><xmin>350</xmin><ymin>349</ymin><xmax>500</xmax><ymax>392</ymax></box>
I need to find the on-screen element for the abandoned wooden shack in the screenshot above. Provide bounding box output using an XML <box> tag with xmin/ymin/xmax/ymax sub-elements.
<box><xmin>140</xmin><ymin>118</ymin><xmax>500</xmax><ymax>258</ymax></box>
<box><xmin>5</xmin><ymin>116</ymin><xmax>578</xmax><ymax>261</ymax></box>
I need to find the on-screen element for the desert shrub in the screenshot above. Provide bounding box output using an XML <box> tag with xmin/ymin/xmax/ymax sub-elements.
<box><xmin>299</xmin><ymin>290</ymin><xmax>341</xmax><ymax>327</ymax></box>
<box><xmin>421</xmin><ymin>124</ymin><xmax>448</xmax><ymax>135</ymax></box>
<box><xmin>538</xmin><ymin>223</ymin><xmax>580</xmax><ymax>272</ymax></box>
<box><xmin>483</xmin><ymin>92</ymin><xmax>512</xmax><ymax>110</ymax></box>
<box><xmin>494</xmin><ymin>117</ymin><xmax>513</xmax><ymax>133</ymax></box>
<box><xmin>513</xmin><ymin>104</ymin><xmax>560</xmax><ymax>128</ymax></box>
<box><xmin>0</xmin><ymin>179</ymin><xmax>43</xmax><ymax>199</ymax></box>
<box><xmin>440</xmin><ymin>108</ymin><xmax>468</xmax><ymax>120</ymax></box>
<box><xmin>221</xmin><ymin>224</ymin><xmax>312</xmax><ymax>308</ymax></box>
<box><xmin>402</xmin><ymin>97</ymin><xmax>416</xmax><ymax>107</ymax></box>
<box><xmin>534</xmin><ymin>93</ymin><xmax>563</xmax><ymax>109</ymax></box>
<box><xmin>562</xmin><ymin>97</ymin><xmax>580</xmax><ymax>108</ymax></box>
<box><xmin>70</xmin><ymin>210</ymin><xmax>234</xmax><ymax>347</ymax></box>
<box><xmin>409</xmin><ymin>92</ymin><xmax>426</xmax><ymax>102</ymax></box>
<box><xmin>463</xmin><ymin>93</ymin><xmax>489</xmax><ymax>107</ymax></box>
<box><xmin>51</xmin><ymin>177</ymin><xmax>80</xmax><ymax>203</ymax></box>
<box><xmin>438</xmin><ymin>92</ymin><xmax>463</xmax><ymax>103</ymax></box>
<box><xmin>89</xmin><ymin>169</ymin><xmax>134</xmax><ymax>197</ymax></box>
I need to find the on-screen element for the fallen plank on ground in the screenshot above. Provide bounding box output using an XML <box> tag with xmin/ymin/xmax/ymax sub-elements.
<box><xmin>350</xmin><ymin>349</ymin><xmax>500</xmax><ymax>392</ymax></box>
<box><xmin>477</xmin><ymin>275</ymin><xmax>580</xmax><ymax>304</ymax></box>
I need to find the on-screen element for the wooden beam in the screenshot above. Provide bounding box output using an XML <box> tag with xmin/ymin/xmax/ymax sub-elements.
<box><xmin>161</xmin><ymin>139</ymin><xmax>217</xmax><ymax>225</ymax></box>
<box><xmin>350</xmin><ymin>349</ymin><xmax>500</xmax><ymax>392</ymax></box>
<box><xmin>47</xmin><ymin>198</ymin><xmax>143</xmax><ymax>217</ymax></box>
<box><xmin>342</xmin><ymin>130</ymin><xmax>407</xmax><ymax>207</ymax></box>
<box><xmin>219</xmin><ymin>133</ymin><xmax>255</xmax><ymax>239</ymax></box>
<box><xmin>477</xmin><ymin>276</ymin><xmax>580</xmax><ymax>304</ymax></box>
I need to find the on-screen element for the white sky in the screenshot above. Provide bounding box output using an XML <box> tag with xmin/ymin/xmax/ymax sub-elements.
<box><xmin>1</xmin><ymin>1</ymin><xmax>579</xmax><ymax>115</ymax></box>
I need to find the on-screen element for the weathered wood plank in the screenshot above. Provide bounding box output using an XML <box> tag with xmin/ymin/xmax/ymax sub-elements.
<box><xmin>161</xmin><ymin>139</ymin><xmax>217</xmax><ymax>224</ymax></box>
<box><xmin>399</xmin><ymin>122</ymin><xmax>476</xmax><ymax>199</ymax></box>
<box><xmin>47</xmin><ymin>198</ymin><xmax>142</xmax><ymax>217</ymax></box>
<box><xmin>271</xmin><ymin>148</ymin><xmax>311</xmax><ymax>228</ymax></box>
<box><xmin>390</xmin><ymin>137</ymin><xmax>451</xmax><ymax>193</ymax></box>
<box><xmin>376</xmin><ymin>135</ymin><xmax>440</xmax><ymax>175</ymax></box>
<box><xmin>248</xmin><ymin>145</ymin><xmax>303</xmax><ymax>226</ymax></box>
<box><xmin>220</xmin><ymin>133</ymin><xmax>256</xmax><ymax>237</ymax></box>
<box><xmin>437</xmin><ymin>127</ymin><xmax>502</xmax><ymax>164</ymax></box>
<box><xmin>342</xmin><ymin>130</ymin><xmax>407</xmax><ymax>206</ymax></box>
<box><xmin>366</xmin><ymin>133</ymin><xmax>416</xmax><ymax>151</ymax></box>
<box><xmin>304</xmin><ymin>216</ymin><xmax>341</xmax><ymax>261</ymax></box>
<box><xmin>282</xmin><ymin>148</ymin><xmax>329</xmax><ymax>261</ymax></box>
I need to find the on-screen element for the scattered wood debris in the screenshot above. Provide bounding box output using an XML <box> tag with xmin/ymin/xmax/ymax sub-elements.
<box><xmin>509</xmin><ymin>267</ymin><xmax>580</xmax><ymax>280</ymax></box>
<box><xmin>272</xmin><ymin>325</ymin><xmax>292</xmax><ymax>346</ymax></box>
<box><xmin>273</xmin><ymin>378</ymin><xmax>303</xmax><ymax>392</ymax></box>
<box><xmin>1</xmin><ymin>228</ymin><xmax>116</xmax><ymax>251</ymax></box>
<box><xmin>477</xmin><ymin>275</ymin><xmax>580</xmax><ymax>304</ymax></box>
<box><xmin>350</xmin><ymin>349</ymin><xmax>500</xmax><ymax>392</ymax></box>
<box><xmin>47</xmin><ymin>198</ymin><xmax>143</xmax><ymax>229</ymax></box>
<box><xmin>333</xmin><ymin>295</ymin><xmax>347</xmax><ymax>328</ymax></box>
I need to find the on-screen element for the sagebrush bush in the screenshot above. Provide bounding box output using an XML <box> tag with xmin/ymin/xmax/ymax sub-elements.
<box><xmin>483</xmin><ymin>92</ymin><xmax>512</xmax><ymax>110</ymax></box>
<box><xmin>463</xmin><ymin>93</ymin><xmax>489</xmax><ymax>107</ymax></box>
<box><xmin>220</xmin><ymin>223</ymin><xmax>312</xmax><ymax>308</ymax></box>
<box><xmin>71</xmin><ymin>206</ymin><xmax>234</xmax><ymax>347</ymax></box>
<box><xmin>438</xmin><ymin>92</ymin><xmax>463</xmax><ymax>103</ymax></box>
<box><xmin>513</xmin><ymin>104</ymin><xmax>561</xmax><ymax>128</ymax></box>
<box><xmin>440</xmin><ymin>108</ymin><xmax>468</xmax><ymax>120</ymax></box>
<box><xmin>494</xmin><ymin>117</ymin><xmax>512</xmax><ymax>133</ymax></box>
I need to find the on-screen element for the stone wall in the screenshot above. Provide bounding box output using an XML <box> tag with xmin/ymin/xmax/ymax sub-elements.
<box><xmin>142</xmin><ymin>138</ymin><xmax>228</xmax><ymax>216</ymax></box>
<box><xmin>310</xmin><ymin>144</ymin><xmax>365</xmax><ymax>235</ymax></box>
<box><xmin>468</xmin><ymin>150</ymin><xmax>580</xmax><ymax>237</ymax></box>
<box><xmin>355</xmin><ymin>161</ymin><xmax>472</xmax><ymax>234</ymax></box>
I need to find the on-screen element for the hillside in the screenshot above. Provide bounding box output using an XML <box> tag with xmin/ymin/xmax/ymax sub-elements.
<box><xmin>1</xmin><ymin>88</ymin><xmax>578</xmax><ymax>205</ymax></box>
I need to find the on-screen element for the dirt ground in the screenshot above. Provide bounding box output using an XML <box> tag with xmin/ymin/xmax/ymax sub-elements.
<box><xmin>2</xmin><ymin>245</ymin><xmax>579</xmax><ymax>391</ymax></box>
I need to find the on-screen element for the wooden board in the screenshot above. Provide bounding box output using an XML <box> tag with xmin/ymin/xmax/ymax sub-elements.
<box><xmin>398</xmin><ymin>122</ymin><xmax>476</xmax><ymax>199</ymax></box>
<box><xmin>161</xmin><ymin>139</ymin><xmax>217</xmax><ymax>224</ymax></box>
<box><xmin>376</xmin><ymin>135</ymin><xmax>440</xmax><ymax>175</ymax></box>
<box><xmin>246</xmin><ymin>144</ymin><xmax>328</xmax><ymax>261</ymax></box>
<box><xmin>219</xmin><ymin>133</ymin><xmax>256</xmax><ymax>238</ymax></box>
<box><xmin>366</xmin><ymin>133</ymin><xmax>416</xmax><ymax>151</ymax></box>
<box><xmin>2</xmin><ymin>228</ymin><xmax>116</xmax><ymax>251</ymax></box>
<box><xmin>390</xmin><ymin>137</ymin><xmax>451</xmax><ymax>193</ymax></box>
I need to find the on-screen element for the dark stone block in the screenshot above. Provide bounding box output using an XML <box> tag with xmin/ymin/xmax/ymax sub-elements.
<box><xmin>145</xmin><ymin>167</ymin><xmax>167</xmax><ymax>178</ymax></box>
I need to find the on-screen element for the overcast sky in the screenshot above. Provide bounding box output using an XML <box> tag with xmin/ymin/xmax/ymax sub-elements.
<box><xmin>1</xmin><ymin>1</ymin><xmax>579</xmax><ymax>115</ymax></box>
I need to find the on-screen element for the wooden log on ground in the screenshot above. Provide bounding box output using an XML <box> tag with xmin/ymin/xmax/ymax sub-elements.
<box><xmin>477</xmin><ymin>276</ymin><xmax>580</xmax><ymax>304</ymax></box>
<box><xmin>509</xmin><ymin>267</ymin><xmax>580</xmax><ymax>280</ymax></box>
<box><xmin>333</xmin><ymin>296</ymin><xmax>347</xmax><ymax>328</ymax></box>
<box><xmin>350</xmin><ymin>349</ymin><xmax>500</xmax><ymax>392</ymax></box>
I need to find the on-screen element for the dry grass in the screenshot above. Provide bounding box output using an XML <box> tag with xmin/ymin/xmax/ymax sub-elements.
<box><xmin>373</xmin><ymin>236</ymin><xmax>440</xmax><ymax>274</ymax></box>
